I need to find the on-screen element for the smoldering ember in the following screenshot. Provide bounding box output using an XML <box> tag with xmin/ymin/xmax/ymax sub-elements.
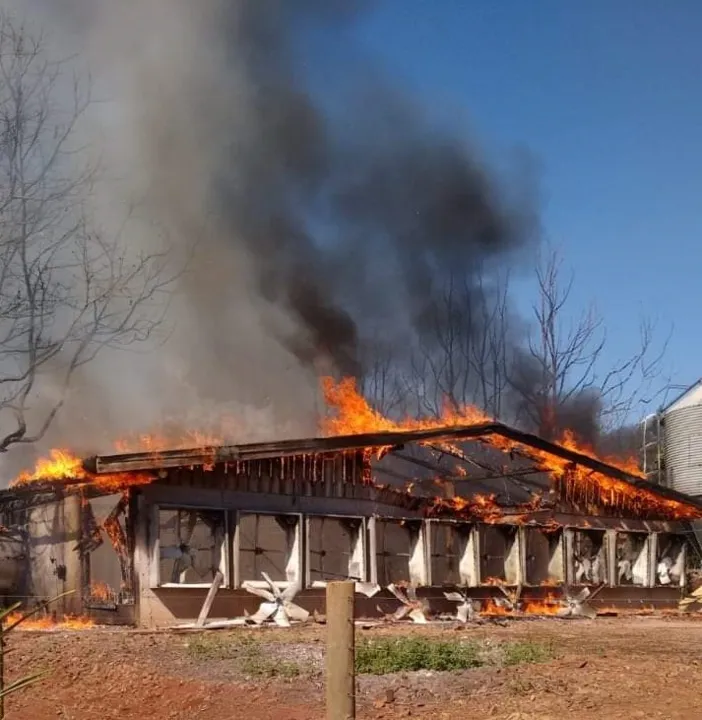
<box><xmin>0</xmin><ymin>376</ymin><xmax>700</xmax><ymax>629</ymax></box>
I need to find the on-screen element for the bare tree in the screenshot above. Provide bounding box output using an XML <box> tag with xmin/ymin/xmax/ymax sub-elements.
<box><xmin>0</xmin><ymin>14</ymin><xmax>175</xmax><ymax>452</ymax></box>
<box><xmin>507</xmin><ymin>246</ymin><xmax>668</xmax><ymax>443</ymax></box>
<box><xmin>394</xmin><ymin>268</ymin><xmax>512</xmax><ymax>420</ymax></box>
<box><xmin>359</xmin><ymin>331</ymin><xmax>406</xmax><ymax>417</ymax></box>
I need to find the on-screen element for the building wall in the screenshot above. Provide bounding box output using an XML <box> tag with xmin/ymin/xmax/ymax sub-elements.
<box><xmin>131</xmin><ymin>482</ymin><xmax>689</xmax><ymax>627</ymax></box>
<box><xmin>132</xmin><ymin>481</ymin><xmax>417</xmax><ymax>626</ymax></box>
<box><xmin>12</xmin><ymin>495</ymin><xmax>83</xmax><ymax>615</ymax></box>
<box><xmin>1</xmin><ymin>492</ymin><xmax>132</xmax><ymax>619</ymax></box>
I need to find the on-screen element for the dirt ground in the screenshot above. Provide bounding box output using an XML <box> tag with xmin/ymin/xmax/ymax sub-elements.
<box><xmin>4</xmin><ymin>616</ymin><xmax>702</xmax><ymax>720</ymax></box>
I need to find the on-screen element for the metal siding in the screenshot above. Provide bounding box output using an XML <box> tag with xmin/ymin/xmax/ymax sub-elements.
<box><xmin>664</xmin><ymin>404</ymin><xmax>702</xmax><ymax>495</ymax></box>
<box><xmin>0</xmin><ymin>533</ymin><xmax>24</xmax><ymax>593</ymax></box>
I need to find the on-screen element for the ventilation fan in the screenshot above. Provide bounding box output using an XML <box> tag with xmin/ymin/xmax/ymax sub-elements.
<box><xmin>444</xmin><ymin>590</ymin><xmax>478</xmax><ymax>623</ymax></box>
<box><xmin>242</xmin><ymin>571</ymin><xmax>309</xmax><ymax>627</ymax></box>
<box><xmin>557</xmin><ymin>584</ymin><xmax>604</xmax><ymax>619</ymax></box>
<box><xmin>383</xmin><ymin>583</ymin><xmax>429</xmax><ymax>623</ymax></box>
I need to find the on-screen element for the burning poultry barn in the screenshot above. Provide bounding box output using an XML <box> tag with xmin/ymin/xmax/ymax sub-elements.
<box><xmin>1</xmin><ymin>421</ymin><xmax>701</xmax><ymax>627</ymax></box>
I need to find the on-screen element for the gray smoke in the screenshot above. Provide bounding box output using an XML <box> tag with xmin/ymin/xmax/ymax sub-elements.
<box><xmin>0</xmin><ymin>0</ymin><xmax>537</xmax><ymax>472</ymax></box>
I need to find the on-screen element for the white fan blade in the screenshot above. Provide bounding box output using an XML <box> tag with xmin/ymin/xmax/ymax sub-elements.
<box><xmin>284</xmin><ymin>602</ymin><xmax>310</xmax><ymax>622</ymax></box>
<box><xmin>272</xmin><ymin>606</ymin><xmax>291</xmax><ymax>628</ymax></box>
<box><xmin>392</xmin><ymin>605</ymin><xmax>411</xmax><ymax>621</ymax></box>
<box><xmin>228</xmin><ymin>617</ymin><xmax>249</xmax><ymax>626</ymax></box>
<box><xmin>387</xmin><ymin>584</ymin><xmax>408</xmax><ymax>604</ymax></box>
<box><xmin>577</xmin><ymin>601</ymin><xmax>598</xmax><ymax>620</ymax></box>
<box><xmin>408</xmin><ymin>608</ymin><xmax>428</xmax><ymax>624</ymax></box>
<box><xmin>574</xmin><ymin>587</ymin><xmax>591</xmax><ymax>603</ymax></box>
<box><xmin>356</xmin><ymin>583</ymin><xmax>380</xmax><ymax>598</ymax></box>
<box><xmin>657</xmin><ymin>564</ymin><xmax>671</xmax><ymax>584</ymax></box>
<box><xmin>249</xmin><ymin>602</ymin><xmax>278</xmax><ymax>625</ymax></box>
<box><xmin>281</xmin><ymin>583</ymin><xmax>301</xmax><ymax>603</ymax></box>
<box><xmin>261</xmin><ymin>572</ymin><xmax>285</xmax><ymax>601</ymax></box>
<box><xmin>457</xmin><ymin>603</ymin><xmax>471</xmax><ymax>623</ymax></box>
<box><xmin>242</xmin><ymin>583</ymin><xmax>276</xmax><ymax>603</ymax></box>
<box><xmin>495</xmin><ymin>580</ymin><xmax>512</xmax><ymax>601</ymax></box>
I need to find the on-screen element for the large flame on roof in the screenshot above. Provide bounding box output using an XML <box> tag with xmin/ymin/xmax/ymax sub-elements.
<box><xmin>10</xmin><ymin>448</ymin><xmax>154</xmax><ymax>493</ymax></box>
<box><xmin>321</xmin><ymin>377</ymin><xmax>702</xmax><ymax>521</ymax></box>
<box><xmin>8</xmin><ymin>376</ymin><xmax>701</xmax><ymax>522</ymax></box>
<box><xmin>322</xmin><ymin>376</ymin><xmax>491</xmax><ymax>435</ymax></box>
<box><xmin>10</xmin><ymin>428</ymin><xmax>226</xmax><ymax>491</ymax></box>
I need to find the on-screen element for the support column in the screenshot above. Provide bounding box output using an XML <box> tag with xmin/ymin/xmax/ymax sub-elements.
<box><xmin>367</xmin><ymin>517</ymin><xmax>378</xmax><ymax>586</ymax></box>
<box><xmin>648</xmin><ymin>534</ymin><xmax>659</xmax><ymax>588</ymax></box>
<box><xmin>605</xmin><ymin>530</ymin><xmax>617</xmax><ymax>586</ymax></box>
<box><xmin>62</xmin><ymin>493</ymin><xmax>83</xmax><ymax>616</ymax></box>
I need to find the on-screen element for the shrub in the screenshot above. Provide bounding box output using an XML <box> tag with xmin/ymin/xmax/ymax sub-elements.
<box><xmin>355</xmin><ymin>637</ymin><xmax>483</xmax><ymax>675</ymax></box>
<box><xmin>501</xmin><ymin>640</ymin><xmax>554</xmax><ymax>666</ymax></box>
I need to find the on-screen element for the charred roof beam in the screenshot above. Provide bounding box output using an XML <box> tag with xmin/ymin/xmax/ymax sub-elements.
<box><xmin>391</xmin><ymin>447</ymin><xmax>546</xmax><ymax>496</ymax></box>
<box><xmin>82</xmin><ymin>420</ymin><xmax>702</xmax><ymax>512</ymax></box>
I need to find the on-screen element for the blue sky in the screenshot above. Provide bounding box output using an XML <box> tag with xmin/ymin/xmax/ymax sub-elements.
<box><xmin>349</xmin><ymin>1</ymin><xmax>702</xmax><ymax>405</ymax></box>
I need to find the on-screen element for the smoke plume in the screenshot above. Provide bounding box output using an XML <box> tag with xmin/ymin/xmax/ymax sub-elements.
<box><xmin>1</xmin><ymin>0</ymin><xmax>540</xmax><ymax>473</ymax></box>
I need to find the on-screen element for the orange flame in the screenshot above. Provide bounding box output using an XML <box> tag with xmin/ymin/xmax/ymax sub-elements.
<box><xmin>481</xmin><ymin>576</ymin><xmax>508</xmax><ymax>586</ymax></box>
<box><xmin>10</xmin><ymin>421</ymin><xmax>233</xmax><ymax>491</ymax></box>
<box><xmin>89</xmin><ymin>582</ymin><xmax>113</xmax><ymax>602</ymax></box>
<box><xmin>7</xmin><ymin>375</ymin><xmax>697</xmax><ymax>526</ymax></box>
<box><xmin>479</xmin><ymin>592</ymin><xmax>562</xmax><ymax>616</ymax></box>
<box><xmin>522</xmin><ymin>593</ymin><xmax>562</xmax><ymax>615</ymax></box>
<box><xmin>479</xmin><ymin>598</ymin><xmax>511</xmax><ymax>616</ymax></box>
<box><xmin>10</xmin><ymin>448</ymin><xmax>154</xmax><ymax>493</ymax></box>
<box><xmin>322</xmin><ymin>376</ymin><xmax>490</xmax><ymax>435</ymax></box>
<box><xmin>321</xmin><ymin>376</ymin><xmax>701</xmax><ymax>521</ymax></box>
<box><xmin>114</xmin><ymin>429</ymin><xmax>223</xmax><ymax>454</ymax></box>
<box><xmin>3</xmin><ymin>613</ymin><xmax>95</xmax><ymax>630</ymax></box>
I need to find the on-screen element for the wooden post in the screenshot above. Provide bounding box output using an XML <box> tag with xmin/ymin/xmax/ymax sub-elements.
<box><xmin>195</xmin><ymin>571</ymin><xmax>224</xmax><ymax>628</ymax></box>
<box><xmin>326</xmin><ymin>581</ymin><xmax>355</xmax><ymax>720</ymax></box>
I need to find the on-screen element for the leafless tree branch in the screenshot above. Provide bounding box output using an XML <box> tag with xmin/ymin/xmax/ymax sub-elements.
<box><xmin>362</xmin><ymin>264</ymin><xmax>512</xmax><ymax>423</ymax></box>
<box><xmin>0</xmin><ymin>13</ymin><xmax>179</xmax><ymax>452</ymax></box>
<box><xmin>507</xmin><ymin>245</ymin><xmax>669</xmax><ymax>443</ymax></box>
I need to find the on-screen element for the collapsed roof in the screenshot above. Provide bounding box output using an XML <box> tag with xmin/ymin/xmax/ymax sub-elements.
<box><xmin>0</xmin><ymin>420</ymin><xmax>694</xmax><ymax>525</ymax></box>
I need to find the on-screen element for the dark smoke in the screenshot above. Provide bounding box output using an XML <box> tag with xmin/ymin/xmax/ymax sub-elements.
<box><xmin>212</xmin><ymin>2</ymin><xmax>535</xmax><ymax>378</ymax></box>
<box><xmin>551</xmin><ymin>392</ymin><xmax>603</xmax><ymax>447</ymax></box>
<box><xmin>0</xmin><ymin>0</ymin><xmax>547</xmax><ymax>469</ymax></box>
<box><xmin>507</xmin><ymin>348</ymin><xmax>625</xmax><ymax>450</ymax></box>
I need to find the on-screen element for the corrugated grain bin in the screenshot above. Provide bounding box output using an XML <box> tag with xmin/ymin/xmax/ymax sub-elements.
<box><xmin>664</xmin><ymin>404</ymin><xmax>702</xmax><ymax>496</ymax></box>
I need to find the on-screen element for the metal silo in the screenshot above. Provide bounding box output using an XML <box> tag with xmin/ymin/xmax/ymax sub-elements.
<box><xmin>664</xmin><ymin>404</ymin><xmax>702</xmax><ymax>496</ymax></box>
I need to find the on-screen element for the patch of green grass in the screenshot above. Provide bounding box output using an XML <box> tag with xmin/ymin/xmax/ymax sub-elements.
<box><xmin>355</xmin><ymin>636</ymin><xmax>556</xmax><ymax>676</ymax></box>
<box><xmin>501</xmin><ymin>640</ymin><xmax>555</xmax><ymax>666</ymax></box>
<box><xmin>355</xmin><ymin>637</ymin><xmax>482</xmax><ymax>675</ymax></box>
